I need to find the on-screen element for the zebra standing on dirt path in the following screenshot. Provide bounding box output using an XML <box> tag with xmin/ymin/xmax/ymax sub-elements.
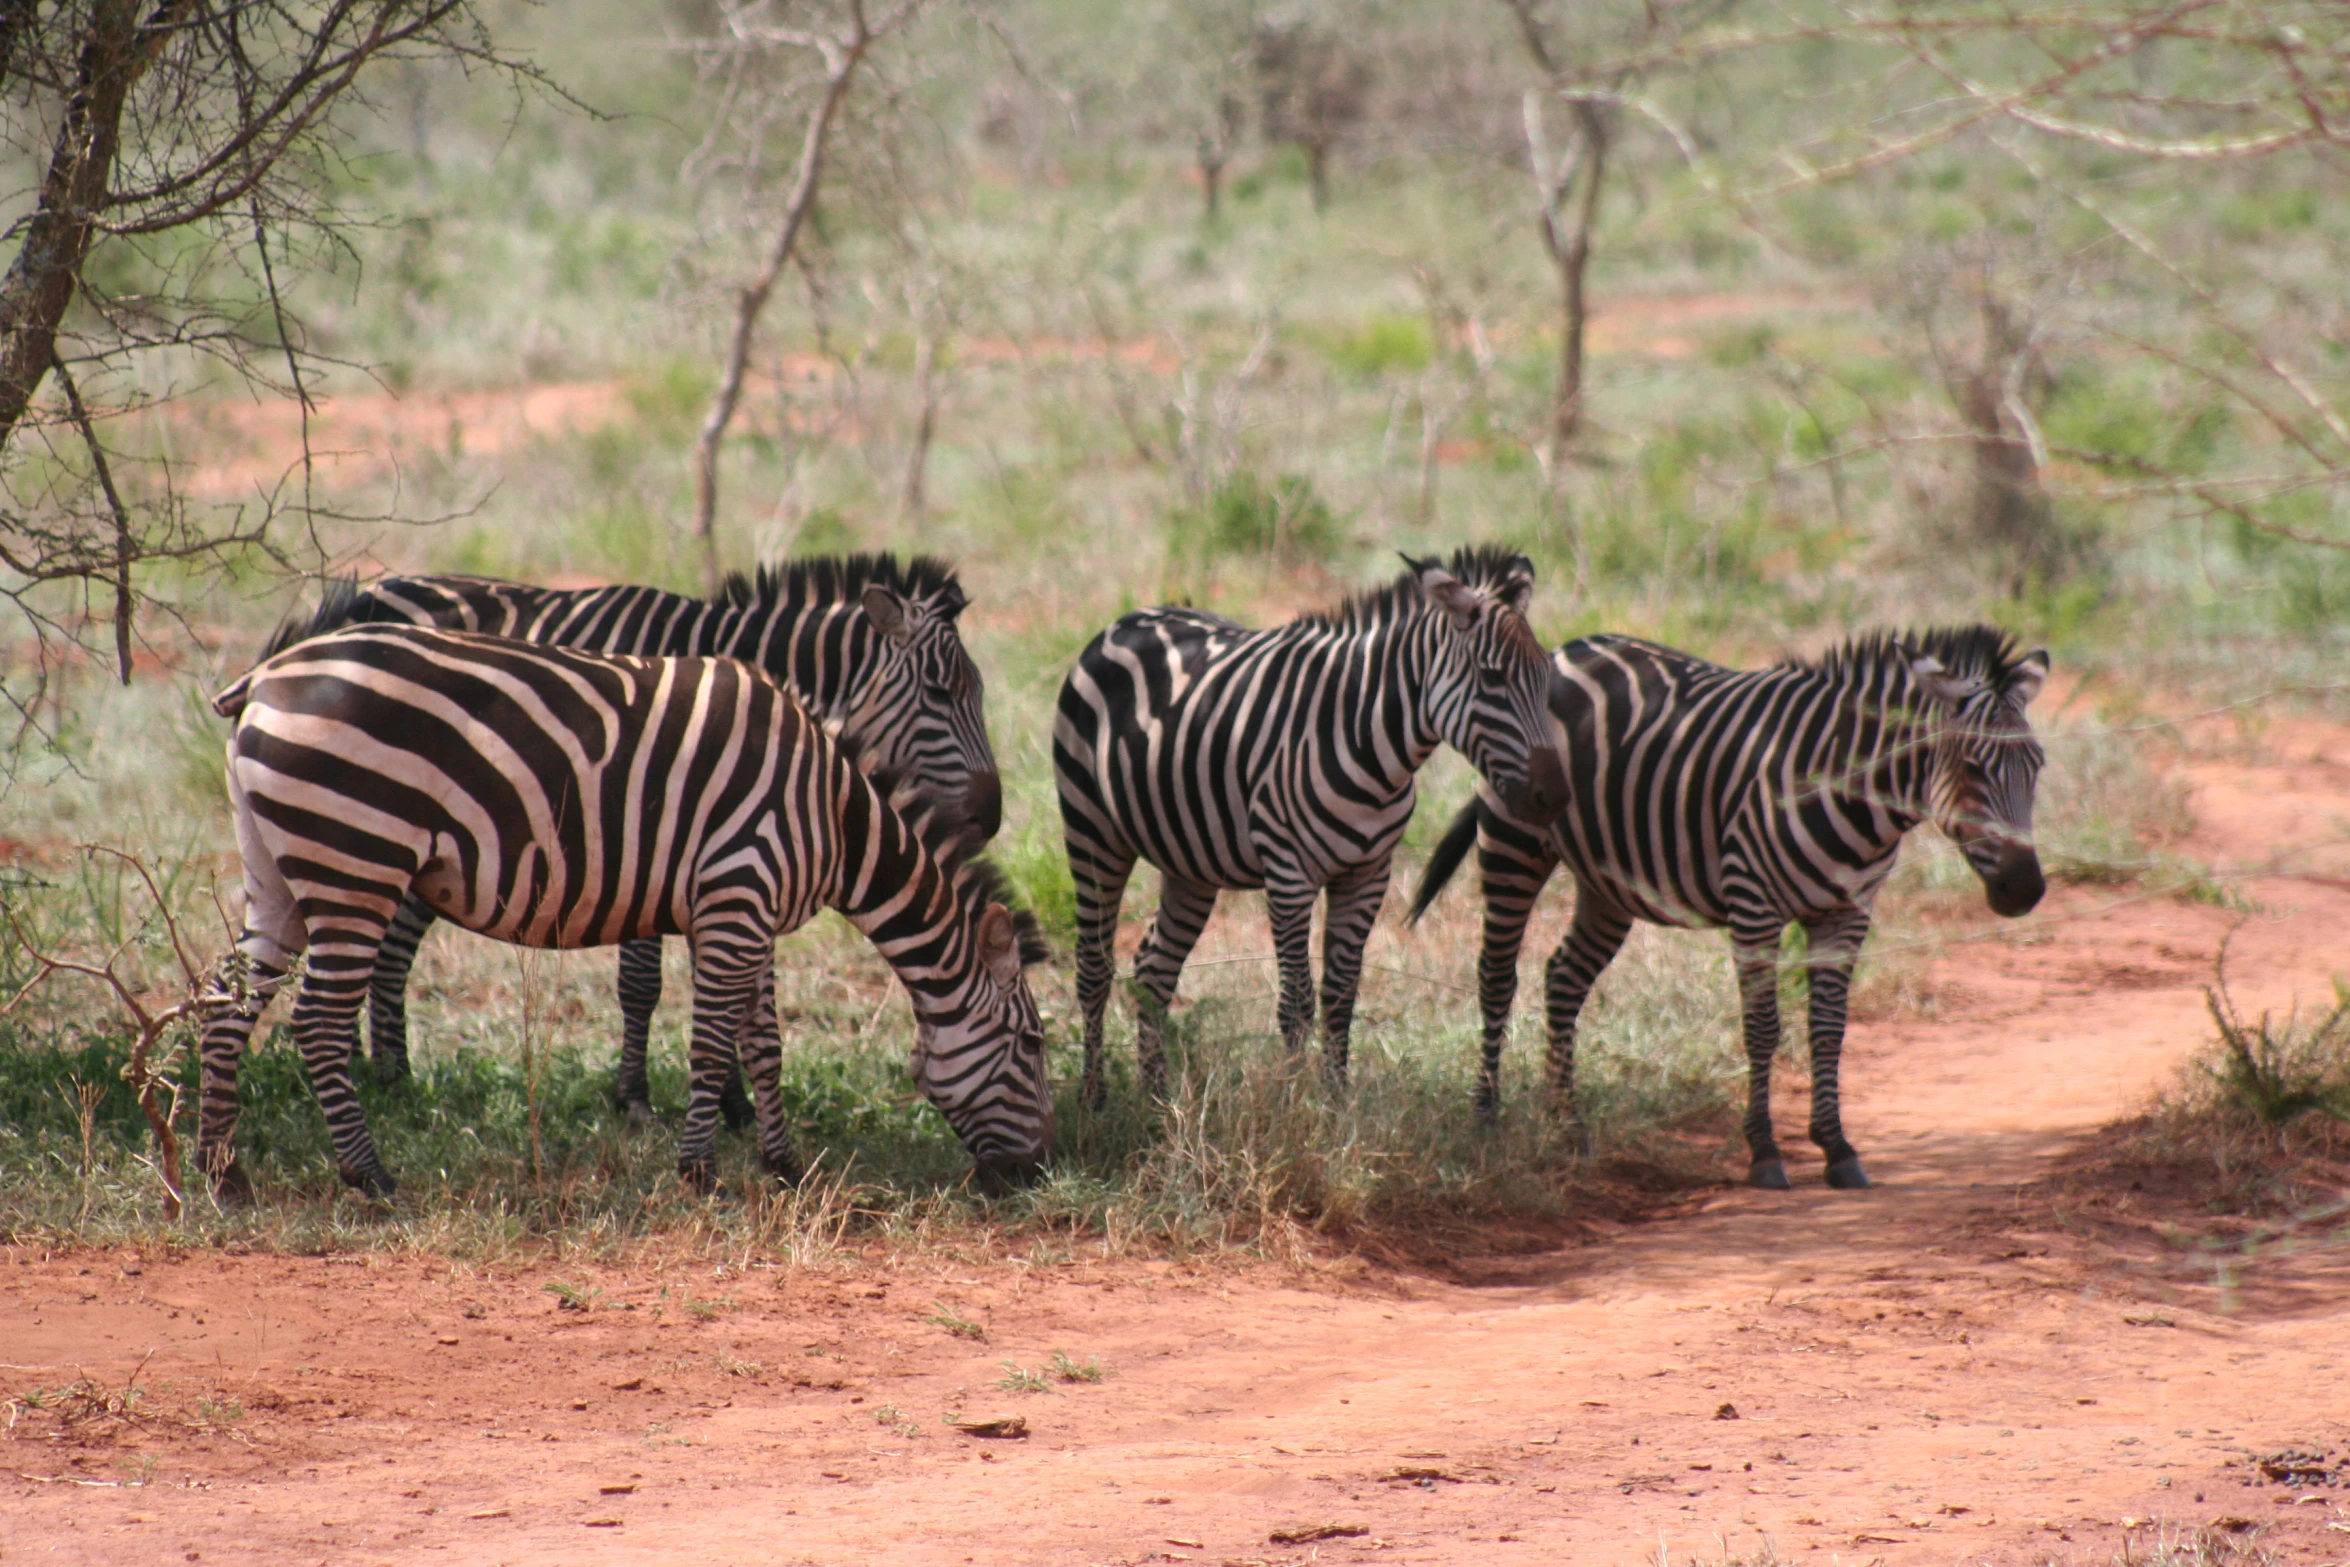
<box><xmin>1408</xmin><ymin>627</ymin><xmax>2049</xmax><ymax>1189</ymax></box>
<box><xmin>1054</xmin><ymin>546</ymin><xmax>1570</xmax><ymax>1102</ymax></box>
<box><xmin>196</xmin><ymin>621</ymin><xmax>1051</xmax><ymax>1201</ymax></box>
<box><xmin>330</xmin><ymin>555</ymin><xmax>998</xmax><ymax>1122</ymax></box>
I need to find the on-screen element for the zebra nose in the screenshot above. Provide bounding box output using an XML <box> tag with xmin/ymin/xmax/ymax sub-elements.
<box><xmin>1511</xmin><ymin>742</ymin><xmax>1569</xmax><ymax>822</ymax></box>
<box><xmin>966</xmin><ymin>768</ymin><xmax>1004</xmax><ymax>843</ymax></box>
<box><xmin>1982</xmin><ymin>841</ymin><xmax>2045</xmax><ymax>917</ymax></box>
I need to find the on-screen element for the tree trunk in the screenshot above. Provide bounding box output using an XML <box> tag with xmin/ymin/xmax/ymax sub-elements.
<box><xmin>1198</xmin><ymin>137</ymin><xmax>1225</xmax><ymax>220</ymax></box>
<box><xmin>0</xmin><ymin>0</ymin><xmax>194</xmax><ymax>452</ymax></box>
<box><xmin>690</xmin><ymin>28</ymin><xmax>872</xmax><ymax>596</ymax></box>
<box><xmin>1546</xmin><ymin>107</ymin><xmax>1607</xmax><ymax>466</ymax></box>
<box><xmin>1305</xmin><ymin>137</ymin><xmax>1330</xmax><ymax>211</ymax></box>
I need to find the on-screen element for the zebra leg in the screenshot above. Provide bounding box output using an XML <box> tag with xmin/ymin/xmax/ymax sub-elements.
<box><xmin>1542</xmin><ymin>893</ymin><xmax>1632</xmax><ymax>1157</ymax></box>
<box><xmin>617</xmin><ymin>936</ymin><xmax>750</xmax><ymax>1132</ymax></box>
<box><xmin>1130</xmin><ymin>874</ymin><xmax>1220</xmax><ymax>1099</ymax></box>
<box><xmin>677</xmin><ymin>938</ymin><xmax>764</xmax><ymax>1192</ymax></box>
<box><xmin>612</xmin><ymin>938</ymin><xmax>664</xmax><ymax>1127</ymax></box>
<box><xmin>733</xmin><ymin>961</ymin><xmax>802</xmax><ymax>1185</ymax></box>
<box><xmin>291</xmin><ymin>924</ymin><xmax>400</xmax><ymax>1198</ymax></box>
<box><xmin>1731</xmin><ymin>923</ymin><xmax>1791</xmax><ymax>1190</ymax></box>
<box><xmin>365</xmin><ymin>894</ymin><xmax>435</xmax><ymax>1087</ymax></box>
<box><xmin>1315</xmin><ymin>859</ymin><xmax>1392</xmax><ymax>1089</ymax></box>
<box><xmin>199</xmin><ymin>776</ymin><xmax>309</xmax><ymax>1203</ymax></box>
<box><xmin>1069</xmin><ymin>841</ymin><xmax>1136</xmax><ymax>1108</ymax></box>
<box><xmin>1264</xmin><ymin>873</ymin><xmax>1321</xmax><ymax>1060</ymax></box>
<box><xmin>1474</xmin><ymin>816</ymin><xmax>1559</xmax><ymax>1124</ymax></box>
<box><xmin>1801</xmin><ymin>910</ymin><xmax>1873</xmax><ymax>1189</ymax></box>
<box><xmin>195</xmin><ymin>945</ymin><xmax>295</xmax><ymax>1205</ymax></box>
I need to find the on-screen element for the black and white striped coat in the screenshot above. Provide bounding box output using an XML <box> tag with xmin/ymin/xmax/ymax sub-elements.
<box><xmin>196</xmin><ymin>623</ymin><xmax>1050</xmax><ymax>1200</ymax></box>
<box><xmin>1054</xmin><ymin>547</ymin><xmax>1568</xmax><ymax>1100</ymax></box>
<box><xmin>1409</xmin><ymin>628</ymin><xmax>2048</xmax><ymax>1189</ymax></box>
<box><xmin>335</xmin><ymin>555</ymin><xmax>998</xmax><ymax>1118</ymax></box>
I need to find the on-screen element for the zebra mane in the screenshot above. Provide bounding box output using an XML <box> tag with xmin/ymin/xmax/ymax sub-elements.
<box><xmin>255</xmin><ymin>575</ymin><xmax>379</xmax><ymax>662</ymax></box>
<box><xmin>1299</xmin><ymin>543</ymin><xmax>1536</xmax><ymax>633</ymax></box>
<box><xmin>1793</xmin><ymin>626</ymin><xmax>2032</xmax><ymax>689</ymax></box>
<box><xmin>716</xmin><ymin>552</ymin><xmax>967</xmax><ymax>615</ymax></box>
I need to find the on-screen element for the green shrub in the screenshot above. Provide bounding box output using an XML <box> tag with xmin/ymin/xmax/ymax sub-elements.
<box><xmin>1168</xmin><ymin>470</ymin><xmax>1346</xmax><ymax>567</ymax></box>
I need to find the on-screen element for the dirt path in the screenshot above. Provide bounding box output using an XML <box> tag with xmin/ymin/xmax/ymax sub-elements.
<box><xmin>7</xmin><ymin>731</ymin><xmax>2350</xmax><ymax>1566</ymax></box>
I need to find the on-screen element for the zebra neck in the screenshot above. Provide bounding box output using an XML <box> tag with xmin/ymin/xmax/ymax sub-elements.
<box><xmin>1319</xmin><ymin>613</ymin><xmax>1449</xmax><ymax>781</ymax></box>
<box><xmin>1821</xmin><ymin>667</ymin><xmax>1935</xmax><ymax>829</ymax></box>
<box><xmin>700</xmin><ymin>598</ymin><xmax>867</xmax><ymax>722</ymax></box>
<box><xmin>825</xmin><ymin>773</ymin><xmax>969</xmax><ymax>1024</ymax></box>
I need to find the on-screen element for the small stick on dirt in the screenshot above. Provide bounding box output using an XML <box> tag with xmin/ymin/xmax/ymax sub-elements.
<box><xmin>1268</xmin><ymin>1523</ymin><xmax>1368</xmax><ymax>1544</ymax></box>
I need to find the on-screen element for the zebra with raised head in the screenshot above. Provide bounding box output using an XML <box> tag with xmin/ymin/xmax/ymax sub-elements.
<box><xmin>328</xmin><ymin>554</ymin><xmax>998</xmax><ymax>1121</ymax></box>
<box><xmin>1408</xmin><ymin>627</ymin><xmax>2049</xmax><ymax>1189</ymax></box>
<box><xmin>1054</xmin><ymin>546</ymin><xmax>1570</xmax><ymax>1102</ymax></box>
<box><xmin>195</xmin><ymin>620</ymin><xmax>1051</xmax><ymax>1200</ymax></box>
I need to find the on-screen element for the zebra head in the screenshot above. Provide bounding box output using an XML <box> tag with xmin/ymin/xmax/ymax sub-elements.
<box><xmin>1406</xmin><ymin>548</ymin><xmax>1570</xmax><ymax>823</ymax></box>
<box><xmin>843</xmin><ymin>570</ymin><xmax>1004</xmax><ymax>845</ymax></box>
<box><xmin>907</xmin><ymin>861</ymin><xmax>1054</xmax><ymax>1188</ymax></box>
<box><xmin>1905</xmin><ymin>632</ymin><xmax>2051</xmax><ymax>918</ymax></box>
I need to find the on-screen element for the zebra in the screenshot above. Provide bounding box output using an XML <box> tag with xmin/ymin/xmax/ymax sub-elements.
<box><xmin>194</xmin><ymin>619</ymin><xmax>1051</xmax><ymax>1201</ymax></box>
<box><xmin>323</xmin><ymin>554</ymin><xmax>998</xmax><ymax>1123</ymax></box>
<box><xmin>1407</xmin><ymin>627</ymin><xmax>2049</xmax><ymax>1190</ymax></box>
<box><xmin>1054</xmin><ymin>546</ymin><xmax>1570</xmax><ymax>1102</ymax></box>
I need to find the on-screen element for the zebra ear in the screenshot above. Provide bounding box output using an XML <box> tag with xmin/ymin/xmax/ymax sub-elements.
<box><xmin>1414</xmin><ymin>561</ymin><xmax>1482</xmax><ymax>631</ymax></box>
<box><xmin>861</xmin><ymin>584</ymin><xmax>913</xmax><ymax>646</ymax></box>
<box><xmin>978</xmin><ymin>902</ymin><xmax>1023</xmax><ymax>986</ymax></box>
<box><xmin>2008</xmin><ymin>649</ymin><xmax>2050</xmax><ymax>708</ymax></box>
<box><xmin>1909</xmin><ymin>654</ymin><xmax>1983</xmax><ymax>706</ymax></box>
<box><xmin>1502</xmin><ymin>557</ymin><xmax>1535</xmax><ymax>615</ymax></box>
<box><xmin>934</xmin><ymin>581</ymin><xmax>969</xmax><ymax>621</ymax></box>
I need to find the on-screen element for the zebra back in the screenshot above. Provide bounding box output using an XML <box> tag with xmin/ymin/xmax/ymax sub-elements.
<box><xmin>323</xmin><ymin>554</ymin><xmax>1000</xmax><ymax>839</ymax></box>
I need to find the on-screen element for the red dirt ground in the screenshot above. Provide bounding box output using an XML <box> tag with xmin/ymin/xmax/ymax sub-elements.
<box><xmin>6</xmin><ymin>724</ymin><xmax>2350</xmax><ymax>1566</ymax></box>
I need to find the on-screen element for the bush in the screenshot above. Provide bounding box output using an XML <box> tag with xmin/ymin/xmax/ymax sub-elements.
<box><xmin>1167</xmin><ymin>470</ymin><xmax>1346</xmax><ymax>568</ymax></box>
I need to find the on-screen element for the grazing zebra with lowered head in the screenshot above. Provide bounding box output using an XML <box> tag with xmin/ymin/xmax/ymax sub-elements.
<box><xmin>196</xmin><ymin>620</ymin><xmax>1051</xmax><ymax>1201</ymax></box>
<box><xmin>327</xmin><ymin>554</ymin><xmax>997</xmax><ymax>1123</ymax></box>
<box><xmin>1054</xmin><ymin>547</ymin><xmax>1569</xmax><ymax>1102</ymax></box>
<box><xmin>1408</xmin><ymin>627</ymin><xmax>2048</xmax><ymax>1189</ymax></box>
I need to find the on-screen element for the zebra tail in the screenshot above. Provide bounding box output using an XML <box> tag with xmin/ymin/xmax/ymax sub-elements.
<box><xmin>1406</xmin><ymin>798</ymin><xmax>1483</xmax><ymax>926</ymax></box>
<box><xmin>211</xmin><ymin>576</ymin><xmax>371</xmax><ymax>718</ymax></box>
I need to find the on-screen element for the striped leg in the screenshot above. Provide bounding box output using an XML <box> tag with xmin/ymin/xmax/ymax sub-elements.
<box><xmin>1801</xmin><ymin>909</ymin><xmax>1873</xmax><ymax>1189</ymax></box>
<box><xmin>1131</xmin><ymin>874</ymin><xmax>1220</xmax><ymax>1099</ymax></box>
<box><xmin>731</xmin><ymin>961</ymin><xmax>803</xmax><ymax>1183</ymax></box>
<box><xmin>195</xmin><ymin>946</ymin><xmax>293</xmax><ymax>1205</ymax></box>
<box><xmin>612</xmin><ymin>938</ymin><xmax>748</xmax><ymax>1130</ymax></box>
<box><xmin>1473</xmin><ymin>807</ymin><xmax>1561</xmax><ymax>1123</ymax></box>
<box><xmin>291</xmin><ymin>919</ymin><xmax>400</xmax><ymax>1197</ymax></box>
<box><xmin>676</xmin><ymin>937</ymin><xmax>766</xmax><ymax>1191</ymax></box>
<box><xmin>1730</xmin><ymin>919</ymin><xmax>1792</xmax><ymax>1190</ymax></box>
<box><xmin>364</xmin><ymin>894</ymin><xmax>435</xmax><ymax>1085</ymax></box>
<box><xmin>1070</xmin><ymin>837</ymin><xmax>1136</xmax><ymax>1108</ymax></box>
<box><xmin>1315</xmin><ymin>858</ymin><xmax>1391</xmax><ymax>1087</ymax></box>
<box><xmin>612</xmin><ymin>938</ymin><xmax>662</xmax><ymax>1124</ymax></box>
<box><xmin>1264</xmin><ymin>870</ymin><xmax>1320</xmax><ymax>1059</ymax></box>
<box><xmin>1541</xmin><ymin>891</ymin><xmax>1632</xmax><ymax>1155</ymax></box>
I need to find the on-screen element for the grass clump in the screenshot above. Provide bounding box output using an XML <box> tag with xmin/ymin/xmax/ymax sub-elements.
<box><xmin>1168</xmin><ymin>470</ymin><xmax>1347</xmax><ymax>569</ymax></box>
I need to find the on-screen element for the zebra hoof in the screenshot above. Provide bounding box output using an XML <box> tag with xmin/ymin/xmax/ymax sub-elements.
<box><xmin>763</xmin><ymin>1159</ymin><xmax>806</xmax><ymax>1189</ymax></box>
<box><xmin>1825</xmin><ymin>1156</ymin><xmax>1872</xmax><ymax>1190</ymax></box>
<box><xmin>617</xmin><ymin>1093</ymin><xmax>654</xmax><ymax>1129</ymax></box>
<box><xmin>677</xmin><ymin>1158</ymin><xmax>719</xmax><ymax>1196</ymax></box>
<box><xmin>371</xmin><ymin>1055</ymin><xmax>412</xmax><ymax>1090</ymax></box>
<box><xmin>338</xmin><ymin>1163</ymin><xmax>396</xmax><ymax>1200</ymax></box>
<box><xmin>1747</xmin><ymin>1158</ymin><xmax>1791</xmax><ymax>1191</ymax></box>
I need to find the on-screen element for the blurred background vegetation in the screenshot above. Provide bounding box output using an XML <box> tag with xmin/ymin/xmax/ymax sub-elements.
<box><xmin>2</xmin><ymin>0</ymin><xmax>2344</xmax><ymax>1253</ymax></box>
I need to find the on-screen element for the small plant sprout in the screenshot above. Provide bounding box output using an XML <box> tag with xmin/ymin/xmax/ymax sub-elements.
<box><xmin>1050</xmin><ymin>1351</ymin><xmax>1105</xmax><ymax>1384</ymax></box>
<box><xmin>544</xmin><ymin>1281</ymin><xmax>602</xmax><ymax>1313</ymax></box>
<box><xmin>994</xmin><ymin>1361</ymin><xmax>1054</xmax><ymax>1394</ymax></box>
<box><xmin>927</xmin><ymin>1304</ymin><xmax>987</xmax><ymax>1341</ymax></box>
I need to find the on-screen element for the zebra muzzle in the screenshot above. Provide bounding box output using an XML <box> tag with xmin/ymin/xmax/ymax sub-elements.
<box><xmin>1980</xmin><ymin>841</ymin><xmax>2046</xmax><ymax>917</ymax></box>
<box><xmin>1506</xmin><ymin>741</ymin><xmax>1571</xmax><ymax>822</ymax></box>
